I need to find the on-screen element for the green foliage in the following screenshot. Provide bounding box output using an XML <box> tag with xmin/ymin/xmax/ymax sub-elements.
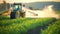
<box><xmin>55</xmin><ymin>11</ymin><xmax>60</xmax><ymax>14</ymax></box>
<box><xmin>41</xmin><ymin>20</ymin><xmax>60</xmax><ymax>34</ymax></box>
<box><xmin>0</xmin><ymin>16</ymin><xmax>55</xmax><ymax>34</ymax></box>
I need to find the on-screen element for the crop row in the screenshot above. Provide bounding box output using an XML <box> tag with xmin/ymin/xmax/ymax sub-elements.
<box><xmin>41</xmin><ymin>20</ymin><xmax>60</xmax><ymax>34</ymax></box>
<box><xmin>0</xmin><ymin>16</ymin><xmax>56</xmax><ymax>34</ymax></box>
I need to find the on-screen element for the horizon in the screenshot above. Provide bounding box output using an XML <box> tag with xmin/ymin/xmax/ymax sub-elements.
<box><xmin>0</xmin><ymin>0</ymin><xmax>60</xmax><ymax>3</ymax></box>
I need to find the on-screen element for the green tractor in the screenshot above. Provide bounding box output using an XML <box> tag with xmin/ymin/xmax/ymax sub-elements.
<box><xmin>10</xmin><ymin>3</ymin><xmax>25</xmax><ymax>19</ymax></box>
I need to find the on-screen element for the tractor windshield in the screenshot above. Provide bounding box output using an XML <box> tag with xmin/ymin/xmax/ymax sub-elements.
<box><xmin>13</xmin><ymin>5</ymin><xmax>21</xmax><ymax>11</ymax></box>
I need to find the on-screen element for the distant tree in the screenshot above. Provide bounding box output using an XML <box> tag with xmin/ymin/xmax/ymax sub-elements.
<box><xmin>29</xmin><ymin>7</ymin><xmax>33</xmax><ymax>10</ymax></box>
<box><xmin>3</xmin><ymin>0</ymin><xmax>6</xmax><ymax>4</ymax></box>
<box><xmin>34</xmin><ymin>8</ymin><xmax>40</xmax><ymax>10</ymax></box>
<box><xmin>3</xmin><ymin>0</ymin><xmax>7</xmax><ymax>10</ymax></box>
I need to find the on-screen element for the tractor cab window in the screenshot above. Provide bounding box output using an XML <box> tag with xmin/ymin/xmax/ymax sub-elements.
<box><xmin>14</xmin><ymin>5</ymin><xmax>18</xmax><ymax>10</ymax></box>
<box><xmin>13</xmin><ymin>5</ymin><xmax>21</xmax><ymax>11</ymax></box>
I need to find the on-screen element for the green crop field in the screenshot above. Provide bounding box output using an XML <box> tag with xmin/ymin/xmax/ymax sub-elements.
<box><xmin>41</xmin><ymin>20</ymin><xmax>60</xmax><ymax>34</ymax></box>
<box><xmin>0</xmin><ymin>15</ymin><xmax>57</xmax><ymax>34</ymax></box>
<box><xmin>0</xmin><ymin>10</ymin><xmax>60</xmax><ymax>34</ymax></box>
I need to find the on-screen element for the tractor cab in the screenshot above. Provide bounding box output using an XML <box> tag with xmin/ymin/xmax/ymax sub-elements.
<box><xmin>10</xmin><ymin>3</ymin><xmax>25</xmax><ymax>19</ymax></box>
<box><xmin>11</xmin><ymin>3</ymin><xmax>22</xmax><ymax>12</ymax></box>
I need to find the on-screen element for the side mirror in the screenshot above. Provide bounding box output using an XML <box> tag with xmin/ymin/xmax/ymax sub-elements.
<box><xmin>20</xmin><ymin>3</ymin><xmax>25</xmax><ymax>7</ymax></box>
<box><xmin>23</xmin><ymin>4</ymin><xmax>25</xmax><ymax>7</ymax></box>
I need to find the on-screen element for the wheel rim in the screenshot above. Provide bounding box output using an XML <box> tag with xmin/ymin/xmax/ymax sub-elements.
<box><xmin>15</xmin><ymin>11</ymin><xmax>20</xmax><ymax>18</ymax></box>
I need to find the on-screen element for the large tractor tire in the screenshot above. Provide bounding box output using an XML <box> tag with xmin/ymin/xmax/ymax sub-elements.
<box><xmin>20</xmin><ymin>12</ymin><xmax>25</xmax><ymax>18</ymax></box>
<box><xmin>10</xmin><ymin>11</ymin><xmax>20</xmax><ymax>19</ymax></box>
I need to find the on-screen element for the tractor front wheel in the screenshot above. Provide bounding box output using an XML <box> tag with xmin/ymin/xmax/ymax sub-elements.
<box><xmin>10</xmin><ymin>11</ymin><xmax>20</xmax><ymax>19</ymax></box>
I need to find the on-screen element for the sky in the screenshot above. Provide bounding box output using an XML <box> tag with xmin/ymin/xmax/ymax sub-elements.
<box><xmin>0</xmin><ymin>0</ymin><xmax>60</xmax><ymax>3</ymax></box>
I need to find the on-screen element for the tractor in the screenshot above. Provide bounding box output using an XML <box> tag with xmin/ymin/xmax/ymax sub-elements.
<box><xmin>10</xmin><ymin>3</ymin><xmax>25</xmax><ymax>19</ymax></box>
